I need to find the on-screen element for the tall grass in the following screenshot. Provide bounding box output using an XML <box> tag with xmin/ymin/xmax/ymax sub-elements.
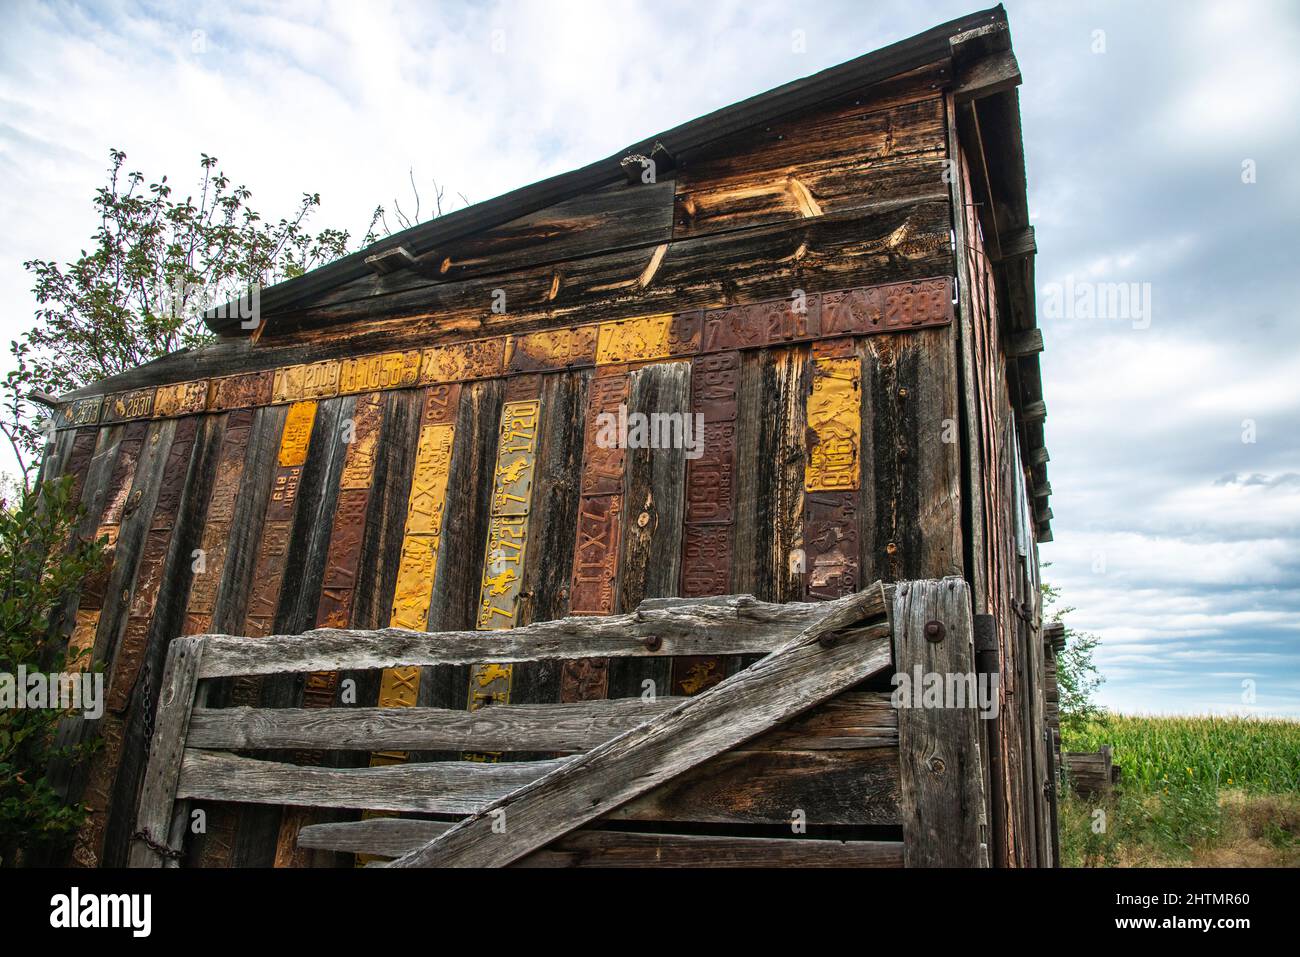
<box><xmin>1058</xmin><ymin>713</ymin><xmax>1300</xmax><ymax>866</ymax></box>
<box><xmin>1064</xmin><ymin>713</ymin><xmax>1300</xmax><ymax>793</ymax></box>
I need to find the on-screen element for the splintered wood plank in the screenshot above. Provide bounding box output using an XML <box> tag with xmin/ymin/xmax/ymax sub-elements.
<box><xmin>128</xmin><ymin>636</ymin><xmax>205</xmax><ymax>868</ymax></box>
<box><xmin>178</xmin><ymin>744</ymin><xmax>897</xmax><ymax>826</ymax></box>
<box><xmin>185</xmin><ymin>689</ymin><xmax>896</xmax><ymax>754</ymax></box>
<box><xmin>893</xmin><ymin>577</ymin><xmax>987</xmax><ymax>867</ymax></box>
<box><xmin>177</xmin><ymin>749</ymin><xmax>567</xmax><ymax>815</ymax></box>
<box><xmin>195</xmin><ymin>592</ymin><xmax>849</xmax><ymax>678</ymax></box>
<box><xmin>188</xmin><ymin>697</ymin><xmax>683</xmax><ymax>753</ymax></box>
<box><xmin>388</xmin><ymin>584</ymin><xmax>889</xmax><ymax>867</ymax></box>
<box><xmin>298</xmin><ymin>818</ymin><xmax>904</xmax><ymax>868</ymax></box>
<box><xmin>268</xmin><ymin>200</ymin><xmax>952</xmax><ymax>342</ymax></box>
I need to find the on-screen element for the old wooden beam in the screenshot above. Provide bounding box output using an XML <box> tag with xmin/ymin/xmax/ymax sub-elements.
<box><xmin>1007</xmin><ymin>327</ymin><xmax>1043</xmax><ymax>357</ymax></box>
<box><xmin>194</xmin><ymin>591</ymin><xmax>864</xmax><ymax>679</ymax></box>
<box><xmin>387</xmin><ymin>583</ymin><xmax>890</xmax><ymax>867</ymax></box>
<box><xmin>893</xmin><ymin>577</ymin><xmax>988</xmax><ymax>867</ymax></box>
<box><xmin>298</xmin><ymin>818</ymin><xmax>903</xmax><ymax>867</ymax></box>
<box><xmin>127</xmin><ymin>636</ymin><xmax>205</xmax><ymax>868</ymax></box>
<box><xmin>364</xmin><ymin>245</ymin><xmax>419</xmax><ymax>275</ymax></box>
<box><xmin>188</xmin><ymin>697</ymin><xmax>681</xmax><ymax>753</ymax></box>
<box><xmin>996</xmin><ymin>226</ymin><xmax>1037</xmax><ymax>262</ymax></box>
<box><xmin>1021</xmin><ymin>399</ymin><xmax>1047</xmax><ymax>423</ymax></box>
<box><xmin>954</xmin><ymin>49</ymin><xmax>1021</xmax><ymax>104</ymax></box>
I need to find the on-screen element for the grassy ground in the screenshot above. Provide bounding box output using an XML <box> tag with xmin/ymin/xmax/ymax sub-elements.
<box><xmin>1058</xmin><ymin>713</ymin><xmax>1300</xmax><ymax>867</ymax></box>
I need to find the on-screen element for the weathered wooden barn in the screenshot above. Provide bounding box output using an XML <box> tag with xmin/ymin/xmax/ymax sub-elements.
<box><xmin>39</xmin><ymin>5</ymin><xmax>1057</xmax><ymax>868</ymax></box>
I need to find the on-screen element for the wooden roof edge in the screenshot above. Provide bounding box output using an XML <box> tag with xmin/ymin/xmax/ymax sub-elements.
<box><xmin>202</xmin><ymin>5</ymin><xmax>1009</xmax><ymax>335</ymax></box>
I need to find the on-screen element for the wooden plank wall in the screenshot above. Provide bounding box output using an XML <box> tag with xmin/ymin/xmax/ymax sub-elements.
<box><xmin>955</xmin><ymin>141</ymin><xmax>1051</xmax><ymax>867</ymax></box>
<box><xmin>33</xmin><ymin>57</ymin><xmax>1050</xmax><ymax>866</ymax></box>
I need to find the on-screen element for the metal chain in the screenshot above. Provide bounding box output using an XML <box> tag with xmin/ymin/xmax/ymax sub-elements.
<box><xmin>133</xmin><ymin>828</ymin><xmax>183</xmax><ymax>861</ymax></box>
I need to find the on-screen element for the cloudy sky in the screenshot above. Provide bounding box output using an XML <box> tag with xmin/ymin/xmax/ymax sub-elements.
<box><xmin>2</xmin><ymin>1</ymin><xmax>1296</xmax><ymax>716</ymax></box>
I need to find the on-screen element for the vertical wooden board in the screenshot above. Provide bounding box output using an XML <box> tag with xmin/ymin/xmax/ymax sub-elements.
<box><xmin>608</xmin><ymin>361</ymin><xmax>689</xmax><ymax>700</ymax></box>
<box><xmin>513</xmin><ymin>370</ymin><xmax>588</xmax><ymax>709</ymax></box>
<box><xmin>104</xmin><ymin>414</ymin><xmax>223</xmax><ymax>866</ymax></box>
<box><xmin>733</xmin><ymin>347</ymin><xmax>808</xmax><ymax>604</ymax></box>
<box><xmin>70</xmin><ymin>418</ymin><xmax>178</xmax><ymax>867</ymax></box>
<box><xmin>893</xmin><ymin>578</ymin><xmax>986</xmax><ymax>867</ymax></box>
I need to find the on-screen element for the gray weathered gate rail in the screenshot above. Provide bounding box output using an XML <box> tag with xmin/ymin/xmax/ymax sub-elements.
<box><xmin>130</xmin><ymin>578</ymin><xmax>988</xmax><ymax>868</ymax></box>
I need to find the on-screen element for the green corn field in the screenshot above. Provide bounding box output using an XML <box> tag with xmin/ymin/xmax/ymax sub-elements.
<box><xmin>1064</xmin><ymin>713</ymin><xmax>1300</xmax><ymax>794</ymax></box>
<box><xmin>1059</xmin><ymin>713</ymin><xmax>1300</xmax><ymax>866</ymax></box>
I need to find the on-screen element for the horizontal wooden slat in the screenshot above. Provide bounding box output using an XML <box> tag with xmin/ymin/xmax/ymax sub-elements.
<box><xmin>187</xmin><ymin>697</ymin><xmax>682</xmax><ymax>752</ymax></box>
<box><xmin>176</xmin><ymin>745</ymin><xmax>899</xmax><ymax>826</ymax></box>
<box><xmin>194</xmin><ymin>591</ymin><xmax>863</xmax><ymax>678</ymax></box>
<box><xmin>185</xmin><ymin>690</ymin><xmax>897</xmax><ymax>753</ymax></box>
<box><xmin>176</xmin><ymin>749</ymin><xmax>568</xmax><ymax>815</ymax></box>
<box><xmin>609</xmin><ymin>747</ymin><xmax>899</xmax><ymax>826</ymax></box>
<box><xmin>298</xmin><ymin>818</ymin><xmax>903</xmax><ymax>867</ymax></box>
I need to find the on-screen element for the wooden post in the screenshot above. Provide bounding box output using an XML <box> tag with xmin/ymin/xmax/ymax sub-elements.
<box><xmin>893</xmin><ymin>577</ymin><xmax>988</xmax><ymax>867</ymax></box>
<box><xmin>128</xmin><ymin>636</ymin><xmax>205</xmax><ymax>868</ymax></box>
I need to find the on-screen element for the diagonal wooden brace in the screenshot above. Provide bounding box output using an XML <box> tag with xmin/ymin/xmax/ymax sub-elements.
<box><xmin>388</xmin><ymin>583</ymin><xmax>891</xmax><ymax>868</ymax></box>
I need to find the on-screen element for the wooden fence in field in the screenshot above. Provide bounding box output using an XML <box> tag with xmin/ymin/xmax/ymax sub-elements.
<box><xmin>130</xmin><ymin>579</ymin><xmax>990</xmax><ymax>867</ymax></box>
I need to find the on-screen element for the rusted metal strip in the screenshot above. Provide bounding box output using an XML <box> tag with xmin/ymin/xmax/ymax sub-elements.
<box><xmin>595</xmin><ymin>314</ymin><xmax>673</xmax><ymax>365</ymax></box>
<box><xmin>804</xmin><ymin>340</ymin><xmax>862</xmax><ymax>605</ymax></box>
<box><xmin>419</xmin><ymin>338</ymin><xmax>507</xmax><ymax>384</ymax></box>
<box><xmin>152</xmin><ymin>381</ymin><xmax>208</xmax><ymax>418</ymax></box>
<box><xmin>506</xmin><ymin>326</ymin><xmax>598</xmax><ymax>374</ymax></box>
<box><xmin>673</xmin><ymin>351</ymin><xmax>741</xmax><ymax>697</ymax></box>
<box><xmin>100</xmin><ymin>388</ymin><xmax>156</xmax><ymax>423</ymax></box>
<box><xmin>79</xmin><ymin>422</ymin><xmax>148</xmax><ymax>613</ymax></box>
<box><xmin>62</xmin><ymin>428</ymin><xmax>99</xmax><ymax>508</ymax></box>
<box><xmin>274</xmin><ymin>393</ymin><xmax>386</xmax><ymax>867</ymax></box>
<box><xmin>57</xmin><ymin>278</ymin><xmax>954</xmax><ymax>429</ymax></box>
<box><xmin>105</xmin><ymin>418</ymin><xmax>198</xmax><ymax>715</ymax></box>
<box><xmin>562</xmin><ymin>366</ymin><xmax>630</xmax><ymax>701</ymax></box>
<box><xmin>59</xmin><ymin>396</ymin><xmax>103</xmax><ymax>430</ymax></box>
<box><xmin>62</xmin><ymin>421</ymin><xmax>147</xmax><ymax>863</ymax></box>
<box><xmin>182</xmin><ymin>410</ymin><xmax>255</xmax><ymax>636</ymax></box>
<box><xmin>465</xmin><ymin>382</ymin><xmax>543</xmax><ymax>758</ymax></box>
<box><xmin>272</xmin><ymin>359</ymin><xmax>342</xmax><ymax>404</ymax></box>
<box><xmin>357</xmin><ymin>383</ymin><xmax>461</xmax><ymax>811</ymax></box>
<box><xmin>208</xmin><ymin>371</ymin><xmax>274</xmax><ymax>412</ymax></box>
<box><xmin>232</xmin><ymin>401</ymin><xmax>317</xmax><ymax>697</ymax></box>
<box><xmin>74</xmin><ymin>416</ymin><xmax>199</xmax><ymax>867</ymax></box>
<box><xmin>805</xmin><ymin>347</ymin><xmax>862</xmax><ymax>492</ymax></box>
<box><xmin>184</xmin><ymin>410</ymin><xmax>255</xmax><ymax>870</ymax></box>
<box><xmin>340</xmin><ymin>351</ymin><xmax>420</xmax><ymax>395</ymax></box>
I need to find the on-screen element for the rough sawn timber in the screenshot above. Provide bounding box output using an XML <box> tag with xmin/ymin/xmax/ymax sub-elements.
<box><xmin>387</xmin><ymin>582</ymin><xmax>889</xmax><ymax>867</ymax></box>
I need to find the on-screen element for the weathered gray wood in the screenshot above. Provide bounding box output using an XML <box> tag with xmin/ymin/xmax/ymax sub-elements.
<box><xmin>194</xmin><ymin>590</ymin><xmax>867</xmax><ymax>678</ymax></box>
<box><xmin>127</xmin><ymin>636</ymin><xmax>205</xmax><ymax>868</ymax></box>
<box><xmin>177</xmin><ymin>749</ymin><xmax>569</xmax><ymax>815</ymax></box>
<box><xmin>187</xmin><ymin>697</ymin><xmax>682</xmax><ymax>752</ymax></box>
<box><xmin>189</xmin><ymin>688</ymin><xmax>895</xmax><ymax>754</ymax></box>
<box><xmin>953</xmin><ymin>49</ymin><xmax>1021</xmax><ymax>103</ymax></box>
<box><xmin>893</xmin><ymin>577</ymin><xmax>988</xmax><ymax>867</ymax></box>
<box><xmin>389</xmin><ymin>584</ymin><xmax>889</xmax><ymax>867</ymax></box>
<box><xmin>996</xmin><ymin>226</ymin><xmax>1037</xmax><ymax>263</ymax></box>
<box><xmin>604</xmin><ymin>746</ymin><xmax>900</xmax><ymax>826</ymax></box>
<box><xmin>299</xmin><ymin>818</ymin><xmax>904</xmax><ymax>867</ymax></box>
<box><xmin>176</xmin><ymin>743</ymin><xmax>898</xmax><ymax>825</ymax></box>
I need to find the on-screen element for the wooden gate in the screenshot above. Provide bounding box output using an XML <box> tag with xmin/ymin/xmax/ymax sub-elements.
<box><xmin>130</xmin><ymin>579</ymin><xmax>988</xmax><ymax>867</ymax></box>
